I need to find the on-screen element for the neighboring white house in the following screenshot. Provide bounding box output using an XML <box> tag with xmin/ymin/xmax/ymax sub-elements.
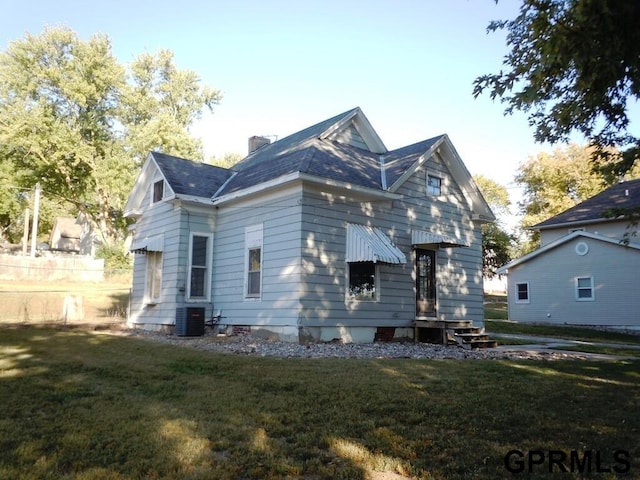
<box><xmin>49</xmin><ymin>215</ymin><xmax>98</xmax><ymax>256</ymax></box>
<box><xmin>124</xmin><ymin>108</ymin><xmax>495</xmax><ymax>342</ymax></box>
<box><xmin>497</xmin><ymin>178</ymin><xmax>640</xmax><ymax>330</ymax></box>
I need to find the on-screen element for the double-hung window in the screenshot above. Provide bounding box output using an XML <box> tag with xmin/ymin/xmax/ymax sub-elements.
<box><xmin>188</xmin><ymin>233</ymin><xmax>212</xmax><ymax>301</ymax></box>
<box><xmin>515</xmin><ymin>282</ymin><xmax>529</xmax><ymax>304</ymax></box>
<box><xmin>145</xmin><ymin>251</ymin><xmax>163</xmax><ymax>303</ymax></box>
<box><xmin>152</xmin><ymin>179</ymin><xmax>164</xmax><ymax>204</ymax></box>
<box><xmin>575</xmin><ymin>276</ymin><xmax>594</xmax><ymax>301</ymax></box>
<box><xmin>427</xmin><ymin>174</ymin><xmax>442</xmax><ymax>196</ymax></box>
<box><xmin>245</xmin><ymin>224</ymin><xmax>263</xmax><ymax>299</ymax></box>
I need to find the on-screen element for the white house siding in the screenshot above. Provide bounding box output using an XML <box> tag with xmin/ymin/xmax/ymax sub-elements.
<box><xmin>507</xmin><ymin>236</ymin><xmax>640</xmax><ymax>327</ymax></box>
<box><xmin>129</xmin><ymin>198</ymin><xmax>185</xmax><ymax>330</ymax></box>
<box><xmin>297</xmin><ymin>152</ymin><xmax>485</xmax><ymax>339</ymax></box>
<box><xmin>212</xmin><ymin>186</ymin><xmax>303</xmax><ymax>338</ymax></box>
<box><xmin>540</xmin><ymin>220</ymin><xmax>630</xmax><ymax>245</ymax></box>
<box><xmin>395</xmin><ymin>155</ymin><xmax>484</xmax><ymax>324</ymax></box>
<box><xmin>299</xmin><ymin>189</ymin><xmax>412</xmax><ymax>333</ymax></box>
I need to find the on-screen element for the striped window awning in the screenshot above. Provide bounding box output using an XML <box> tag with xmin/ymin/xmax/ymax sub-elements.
<box><xmin>411</xmin><ymin>230</ymin><xmax>468</xmax><ymax>248</ymax></box>
<box><xmin>130</xmin><ymin>234</ymin><xmax>164</xmax><ymax>254</ymax></box>
<box><xmin>346</xmin><ymin>224</ymin><xmax>406</xmax><ymax>264</ymax></box>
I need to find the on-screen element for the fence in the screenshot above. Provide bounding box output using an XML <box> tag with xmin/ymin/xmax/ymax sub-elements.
<box><xmin>0</xmin><ymin>254</ymin><xmax>104</xmax><ymax>282</ymax></box>
<box><xmin>0</xmin><ymin>256</ymin><xmax>130</xmax><ymax>325</ymax></box>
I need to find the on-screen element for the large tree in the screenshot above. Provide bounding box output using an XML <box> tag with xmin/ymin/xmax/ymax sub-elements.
<box><xmin>514</xmin><ymin>144</ymin><xmax>614</xmax><ymax>253</ymax></box>
<box><xmin>0</xmin><ymin>27</ymin><xmax>221</xmax><ymax>247</ymax></box>
<box><xmin>473</xmin><ymin>0</ymin><xmax>640</xmax><ymax>176</ymax></box>
<box><xmin>474</xmin><ymin>175</ymin><xmax>514</xmax><ymax>277</ymax></box>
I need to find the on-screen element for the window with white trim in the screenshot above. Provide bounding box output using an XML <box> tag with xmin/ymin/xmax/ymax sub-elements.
<box><xmin>348</xmin><ymin>262</ymin><xmax>378</xmax><ymax>301</ymax></box>
<box><xmin>188</xmin><ymin>233</ymin><xmax>213</xmax><ymax>301</ymax></box>
<box><xmin>575</xmin><ymin>276</ymin><xmax>594</xmax><ymax>301</ymax></box>
<box><xmin>152</xmin><ymin>179</ymin><xmax>164</xmax><ymax>204</ymax></box>
<box><xmin>145</xmin><ymin>251</ymin><xmax>163</xmax><ymax>303</ymax></box>
<box><xmin>245</xmin><ymin>224</ymin><xmax>263</xmax><ymax>298</ymax></box>
<box><xmin>515</xmin><ymin>282</ymin><xmax>529</xmax><ymax>303</ymax></box>
<box><xmin>427</xmin><ymin>174</ymin><xmax>442</xmax><ymax>196</ymax></box>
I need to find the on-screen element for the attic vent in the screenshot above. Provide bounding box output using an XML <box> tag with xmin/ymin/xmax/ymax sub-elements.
<box><xmin>248</xmin><ymin>136</ymin><xmax>271</xmax><ymax>154</ymax></box>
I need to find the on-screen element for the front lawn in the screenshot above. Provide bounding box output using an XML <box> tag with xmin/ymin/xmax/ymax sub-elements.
<box><xmin>1</xmin><ymin>327</ymin><xmax>639</xmax><ymax>479</ymax></box>
<box><xmin>485</xmin><ymin>320</ymin><xmax>640</xmax><ymax>345</ymax></box>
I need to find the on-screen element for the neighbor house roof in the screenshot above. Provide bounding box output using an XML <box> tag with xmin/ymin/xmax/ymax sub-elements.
<box><xmin>50</xmin><ymin>217</ymin><xmax>81</xmax><ymax>240</ymax></box>
<box><xmin>496</xmin><ymin>230</ymin><xmax>640</xmax><ymax>274</ymax></box>
<box><xmin>533</xmin><ymin>178</ymin><xmax>640</xmax><ymax>230</ymax></box>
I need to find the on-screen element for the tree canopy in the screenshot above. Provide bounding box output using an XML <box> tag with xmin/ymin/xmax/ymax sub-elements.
<box><xmin>0</xmin><ymin>27</ymin><xmax>221</xmax><ymax>247</ymax></box>
<box><xmin>474</xmin><ymin>0</ymin><xmax>640</xmax><ymax>175</ymax></box>
<box><xmin>473</xmin><ymin>175</ymin><xmax>514</xmax><ymax>277</ymax></box>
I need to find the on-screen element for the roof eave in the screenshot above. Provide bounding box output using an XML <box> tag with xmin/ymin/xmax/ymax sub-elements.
<box><xmin>299</xmin><ymin>173</ymin><xmax>402</xmax><ymax>200</ymax></box>
<box><xmin>211</xmin><ymin>172</ymin><xmax>302</xmax><ymax>206</ymax></box>
<box><xmin>534</xmin><ymin>216</ymin><xmax>627</xmax><ymax>231</ymax></box>
<box><xmin>211</xmin><ymin>171</ymin><xmax>401</xmax><ymax>207</ymax></box>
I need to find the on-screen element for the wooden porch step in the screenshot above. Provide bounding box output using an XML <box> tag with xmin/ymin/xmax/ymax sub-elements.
<box><xmin>414</xmin><ymin>319</ymin><xmax>473</xmax><ymax>329</ymax></box>
<box><xmin>414</xmin><ymin>319</ymin><xmax>498</xmax><ymax>349</ymax></box>
<box><xmin>464</xmin><ymin>339</ymin><xmax>499</xmax><ymax>349</ymax></box>
<box><xmin>453</xmin><ymin>332</ymin><xmax>490</xmax><ymax>341</ymax></box>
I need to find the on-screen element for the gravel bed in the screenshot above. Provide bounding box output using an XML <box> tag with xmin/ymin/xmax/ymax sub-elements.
<box><xmin>124</xmin><ymin>330</ymin><xmax>593</xmax><ymax>361</ymax></box>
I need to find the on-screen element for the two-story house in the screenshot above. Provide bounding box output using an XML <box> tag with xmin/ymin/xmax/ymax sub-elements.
<box><xmin>124</xmin><ymin>108</ymin><xmax>495</xmax><ymax>342</ymax></box>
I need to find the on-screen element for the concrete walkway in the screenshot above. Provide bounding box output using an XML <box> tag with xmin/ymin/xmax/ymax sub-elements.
<box><xmin>491</xmin><ymin>333</ymin><xmax>640</xmax><ymax>360</ymax></box>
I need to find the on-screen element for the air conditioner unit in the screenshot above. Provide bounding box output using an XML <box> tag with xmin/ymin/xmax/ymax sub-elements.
<box><xmin>175</xmin><ymin>307</ymin><xmax>205</xmax><ymax>336</ymax></box>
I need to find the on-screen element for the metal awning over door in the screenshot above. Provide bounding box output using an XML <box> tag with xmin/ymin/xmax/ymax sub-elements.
<box><xmin>411</xmin><ymin>230</ymin><xmax>468</xmax><ymax>248</ymax></box>
<box><xmin>130</xmin><ymin>234</ymin><xmax>164</xmax><ymax>254</ymax></box>
<box><xmin>346</xmin><ymin>224</ymin><xmax>406</xmax><ymax>264</ymax></box>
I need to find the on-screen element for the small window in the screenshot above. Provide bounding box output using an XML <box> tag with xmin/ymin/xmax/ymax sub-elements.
<box><xmin>576</xmin><ymin>277</ymin><xmax>594</xmax><ymax>301</ymax></box>
<box><xmin>145</xmin><ymin>251</ymin><xmax>163</xmax><ymax>303</ymax></box>
<box><xmin>348</xmin><ymin>262</ymin><xmax>377</xmax><ymax>301</ymax></box>
<box><xmin>188</xmin><ymin>234</ymin><xmax>212</xmax><ymax>300</ymax></box>
<box><xmin>515</xmin><ymin>282</ymin><xmax>529</xmax><ymax>304</ymax></box>
<box><xmin>152</xmin><ymin>180</ymin><xmax>164</xmax><ymax>203</ymax></box>
<box><xmin>427</xmin><ymin>175</ymin><xmax>442</xmax><ymax>196</ymax></box>
<box><xmin>245</xmin><ymin>224</ymin><xmax>263</xmax><ymax>299</ymax></box>
<box><xmin>247</xmin><ymin>248</ymin><xmax>261</xmax><ymax>296</ymax></box>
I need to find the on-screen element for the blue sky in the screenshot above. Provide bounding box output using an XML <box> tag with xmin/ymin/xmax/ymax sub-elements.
<box><xmin>3</xmin><ymin>0</ymin><xmax>554</xmax><ymax>207</ymax></box>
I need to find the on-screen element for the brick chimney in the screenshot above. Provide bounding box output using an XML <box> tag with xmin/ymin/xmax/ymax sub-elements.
<box><xmin>248</xmin><ymin>135</ymin><xmax>271</xmax><ymax>154</ymax></box>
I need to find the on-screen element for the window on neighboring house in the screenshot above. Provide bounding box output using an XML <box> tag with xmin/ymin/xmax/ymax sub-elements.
<box><xmin>576</xmin><ymin>276</ymin><xmax>594</xmax><ymax>301</ymax></box>
<box><xmin>348</xmin><ymin>262</ymin><xmax>377</xmax><ymax>301</ymax></box>
<box><xmin>145</xmin><ymin>251</ymin><xmax>162</xmax><ymax>303</ymax></box>
<box><xmin>515</xmin><ymin>282</ymin><xmax>529</xmax><ymax>303</ymax></box>
<box><xmin>188</xmin><ymin>233</ymin><xmax>212</xmax><ymax>300</ymax></box>
<box><xmin>152</xmin><ymin>179</ymin><xmax>164</xmax><ymax>203</ymax></box>
<box><xmin>427</xmin><ymin>174</ymin><xmax>442</xmax><ymax>196</ymax></box>
<box><xmin>245</xmin><ymin>224</ymin><xmax>263</xmax><ymax>298</ymax></box>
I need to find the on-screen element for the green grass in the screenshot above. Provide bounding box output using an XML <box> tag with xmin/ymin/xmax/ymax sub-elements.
<box><xmin>548</xmin><ymin>344</ymin><xmax>640</xmax><ymax>358</ymax></box>
<box><xmin>483</xmin><ymin>295</ymin><xmax>508</xmax><ymax>321</ymax></box>
<box><xmin>1</xmin><ymin>327</ymin><xmax>640</xmax><ymax>479</ymax></box>
<box><xmin>485</xmin><ymin>320</ymin><xmax>640</xmax><ymax>345</ymax></box>
<box><xmin>0</xmin><ymin>277</ymin><xmax>131</xmax><ymax>324</ymax></box>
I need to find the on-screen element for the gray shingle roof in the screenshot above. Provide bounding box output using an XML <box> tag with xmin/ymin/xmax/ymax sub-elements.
<box><xmin>151</xmin><ymin>109</ymin><xmax>453</xmax><ymax>201</ymax></box>
<box><xmin>383</xmin><ymin>136</ymin><xmax>443</xmax><ymax>186</ymax></box>
<box><xmin>534</xmin><ymin>178</ymin><xmax>640</xmax><ymax>229</ymax></box>
<box><xmin>151</xmin><ymin>151</ymin><xmax>234</xmax><ymax>198</ymax></box>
